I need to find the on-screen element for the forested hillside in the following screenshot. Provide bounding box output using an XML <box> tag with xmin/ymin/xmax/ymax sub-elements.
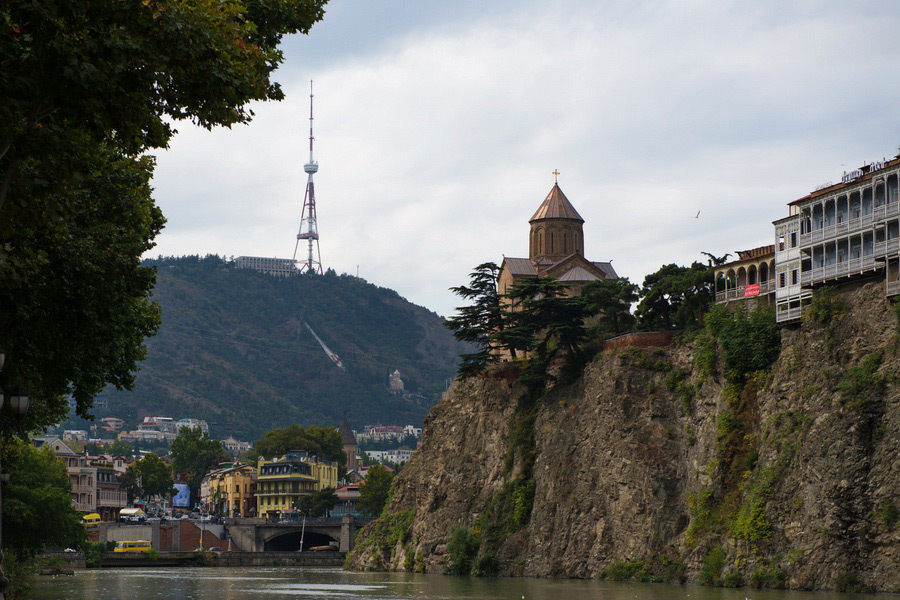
<box><xmin>90</xmin><ymin>256</ymin><xmax>461</xmax><ymax>440</ymax></box>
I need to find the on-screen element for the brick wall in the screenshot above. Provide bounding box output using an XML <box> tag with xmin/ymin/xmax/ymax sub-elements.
<box><xmin>178</xmin><ymin>520</ymin><xmax>227</xmax><ymax>551</ymax></box>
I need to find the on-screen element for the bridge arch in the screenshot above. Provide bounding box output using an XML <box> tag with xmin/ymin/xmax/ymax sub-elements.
<box><xmin>263</xmin><ymin>527</ymin><xmax>338</xmax><ymax>551</ymax></box>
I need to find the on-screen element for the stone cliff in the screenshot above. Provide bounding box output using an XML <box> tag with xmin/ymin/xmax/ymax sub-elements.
<box><xmin>348</xmin><ymin>280</ymin><xmax>899</xmax><ymax>591</ymax></box>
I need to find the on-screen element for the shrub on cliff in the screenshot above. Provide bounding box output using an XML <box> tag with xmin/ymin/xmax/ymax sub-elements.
<box><xmin>445</xmin><ymin>527</ymin><xmax>480</xmax><ymax>576</ymax></box>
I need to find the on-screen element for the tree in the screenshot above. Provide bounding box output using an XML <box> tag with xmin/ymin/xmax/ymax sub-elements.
<box><xmin>635</xmin><ymin>262</ymin><xmax>715</xmax><ymax>330</ymax></box>
<box><xmin>107</xmin><ymin>440</ymin><xmax>136</xmax><ymax>458</ymax></box>
<box><xmin>123</xmin><ymin>453</ymin><xmax>175</xmax><ymax>503</ymax></box>
<box><xmin>1</xmin><ymin>439</ymin><xmax>86</xmax><ymax>557</ymax></box>
<box><xmin>297</xmin><ymin>487</ymin><xmax>338</xmax><ymax>517</ymax></box>
<box><xmin>253</xmin><ymin>424</ymin><xmax>345</xmax><ymax>469</ymax></box>
<box><xmin>0</xmin><ymin>147</ymin><xmax>164</xmax><ymax>435</ymax></box>
<box><xmin>357</xmin><ymin>465</ymin><xmax>394</xmax><ymax>517</ymax></box>
<box><xmin>581</xmin><ymin>277</ymin><xmax>639</xmax><ymax>339</ymax></box>
<box><xmin>170</xmin><ymin>427</ymin><xmax>228</xmax><ymax>502</ymax></box>
<box><xmin>0</xmin><ymin>0</ymin><xmax>328</xmax><ymax>210</ymax></box>
<box><xmin>444</xmin><ymin>262</ymin><xmax>505</xmax><ymax>378</ymax></box>
<box><xmin>0</xmin><ymin>0</ymin><xmax>328</xmax><ymax>433</ymax></box>
<box><xmin>493</xmin><ymin>276</ymin><xmax>589</xmax><ymax>384</ymax></box>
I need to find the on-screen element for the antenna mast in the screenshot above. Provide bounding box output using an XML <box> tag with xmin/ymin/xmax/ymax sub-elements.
<box><xmin>293</xmin><ymin>80</ymin><xmax>324</xmax><ymax>274</ymax></box>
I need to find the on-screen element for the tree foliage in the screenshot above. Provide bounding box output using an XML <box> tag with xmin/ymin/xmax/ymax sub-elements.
<box><xmin>170</xmin><ymin>426</ymin><xmax>229</xmax><ymax>501</ymax></box>
<box><xmin>445</xmin><ymin>262</ymin><xmax>505</xmax><ymax>378</ymax></box>
<box><xmin>581</xmin><ymin>277</ymin><xmax>639</xmax><ymax>339</ymax></box>
<box><xmin>73</xmin><ymin>256</ymin><xmax>458</xmax><ymax>441</ymax></box>
<box><xmin>635</xmin><ymin>262</ymin><xmax>715</xmax><ymax>330</ymax></box>
<box><xmin>0</xmin><ymin>147</ymin><xmax>163</xmax><ymax>434</ymax></box>
<box><xmin>704</xmin><ymin>304</ymin><xmax>781</xmax><ymax>384</ymax></box>
<box><xmin>122</xmin><ymin>452</ymin><xmax>175</xmax><ymax>502</ymax></box>
<box><xmin>1</xmin><ymin>439</ymin><xmax>86</xmax><ymax>556</ymax></box>
<box><xmin>358</xmin><ymin>465</ymin><xmax>394</xmax><ymax>517</ymax></box>
<box><xmin>0</xmin><ymin>0</ymin><xmax>328</xmax><ymax>433</ymax></box>
<box><xmin>297</xmin><ymin>487</ymin><xmax>338</xmax><ymax>517</ymax></box>
<box><xmin>253</xmin><ymin>424</ymin><xmax>345</xmax><ymax>468</ymax></box>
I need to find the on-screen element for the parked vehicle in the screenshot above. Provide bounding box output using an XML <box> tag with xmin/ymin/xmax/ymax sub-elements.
<box><xmin>81</xmin><ymin>513</ymin><xmax>101</xmax><ymax>526</ymax></box>
<box><xmin>113</xmin><ymin>540</ymin><xmax>152</xmax><ymax>553</ymax></box>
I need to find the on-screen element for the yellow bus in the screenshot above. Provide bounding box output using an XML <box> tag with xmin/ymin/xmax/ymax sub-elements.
<box><xmin>113</xmin><ymin>540</ymin><xmax>152</xmax><ymax>553</ymax></box>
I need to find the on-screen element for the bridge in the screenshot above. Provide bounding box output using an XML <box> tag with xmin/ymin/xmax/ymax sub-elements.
<box><xmin>225</xmin><ymin>515</ymin><xmax>372</xmax><ymax>553</ymax></box>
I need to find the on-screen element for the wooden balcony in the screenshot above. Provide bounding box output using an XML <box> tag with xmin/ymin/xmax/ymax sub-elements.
<box><xmin>715</xmin><ymin>280</ymin><xmax>775</xmax><ymax>303</ymax></box>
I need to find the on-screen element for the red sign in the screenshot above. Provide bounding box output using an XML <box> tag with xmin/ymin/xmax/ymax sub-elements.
<box><xmin>744</xmin><ymin>283</ymin><xmax>760</xmax><ymax>297</ymax></box>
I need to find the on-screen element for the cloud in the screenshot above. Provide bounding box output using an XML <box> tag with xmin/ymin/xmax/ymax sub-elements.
<box><xmin>148</xmin><ymin>0</ymin><xmax>900</xmax><ymax>316</ymax></box>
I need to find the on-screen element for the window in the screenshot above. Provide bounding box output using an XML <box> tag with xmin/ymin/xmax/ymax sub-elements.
<box><xmin>779</xmin><ymin>273</ymin><xmax>786</xmax><ymax>288</ymax></box>
<box><xmin>791</xmin><ymin>270</ymin><xmax>798</xmax><ymax>285</ymax></box>
<box><xmin>790</xmin><ymin>232</ymin><xmax>797</xmax><ymax>247</ymax></box>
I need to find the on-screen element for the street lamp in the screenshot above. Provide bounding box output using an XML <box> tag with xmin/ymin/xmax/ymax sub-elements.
<box><xmin>0</xmin><ymin>345</ymin><xmax>30</xmax><ymax>600</ymax></box>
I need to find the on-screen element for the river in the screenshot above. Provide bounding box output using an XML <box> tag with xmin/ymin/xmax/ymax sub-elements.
<box><xmin>30</xmin><ymin>567</ymin><xmax>867</xmax><ymax>600</ymax></box>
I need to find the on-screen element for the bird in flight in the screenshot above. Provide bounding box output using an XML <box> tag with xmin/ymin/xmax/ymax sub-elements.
<box><xmin>692</xmin><ymin>210</ymin><xmax>701</xmax><ymax>219</ymax></box>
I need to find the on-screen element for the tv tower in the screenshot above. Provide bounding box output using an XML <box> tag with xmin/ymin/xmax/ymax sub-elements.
<box><xmin>293</xmin><ymin>80</ymin><xmax>323</xmax><ymax>274</ymax></box>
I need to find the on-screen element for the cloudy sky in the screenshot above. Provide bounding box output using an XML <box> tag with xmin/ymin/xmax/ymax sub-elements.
<box><xmin>149</xmin><ymin>0</ymin><xmax>900</xmax><ymax>317</ymax></box>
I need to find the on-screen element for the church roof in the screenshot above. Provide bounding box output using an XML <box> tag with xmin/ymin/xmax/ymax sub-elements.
<box><xmin>556</xmin><ymin>265</ymin><xmax>604</xmax><ymax>282</ymax></box>
<box><xmin>592</xmin><ymin>261</ymin><xmax>618</xmax><ymax>279</ymax></box>
<box><xmin>503</xmin><ymin>257</ymin><xmax>537</xmax><ymax>276</ymax></box>
<box><xmin>339</xmin><ymin>415</ymin><xmax>357</xmax><ymax>445</ymax></box>
<box><xmin>529</xmin><ymin>184</ymin><xmax>584</xmax><ymax>223</ymax></box>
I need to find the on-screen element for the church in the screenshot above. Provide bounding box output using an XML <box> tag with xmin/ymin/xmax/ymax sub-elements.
<box><xmin>498</xmin><ymin>176</ymin><xmax>617</xmax><ymax>295</ymax></box>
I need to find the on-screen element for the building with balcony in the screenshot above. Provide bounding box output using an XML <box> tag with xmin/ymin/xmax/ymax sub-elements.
<box><xmin>208</xmin><ymin>462</ymin><xmax>257</xmax><ymax>517</ymax></box>
<box><xmin>33</xmin><ymin>437</ymin><xmax>97</xmax><ymax>513</ymax></box>
<box><xmin>255</xmin><ymin>451</ymin><xmax>338</xmax><ymax>517</ymax></box>
<box><xmin>714</xmin><ymin>245</ymin><xmax>776</xmax><ymax>304</ymax></box>
<box><xmin>90</xmin><ymin>455</ymin><xmax>128</xmax><ymax>521</ymax></box>
<box><xmin>773</xmin><ymin>155</ymin><xmax>900</xmax><ymax>323</ymax></box>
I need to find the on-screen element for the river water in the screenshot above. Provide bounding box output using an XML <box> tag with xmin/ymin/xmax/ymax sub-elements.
<box><xmin>30</xmin><ymin>567</ymin><xmax>863</xmax><ymax>600</ymax></box>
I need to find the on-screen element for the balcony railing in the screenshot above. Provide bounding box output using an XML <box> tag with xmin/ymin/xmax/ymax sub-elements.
<box><xmin>799</xmin><ymin>213</ymin><xmax>875</xmax><ymax>247</ymax></box>
<box><xmin>874</xmin><ymin>237</ymin><xmax>900</xmax><ymax>258</ymax></box>
<box><xmin>714</xmin><ymin>280</ymin><xmax>775</xmax><ymax>303</ymax></box>
<box><xmin>872</xmin><ymin>200</ymin><xmax>900</xmax><ymax>222</ymax></box>
<box><xmin>775</xmin><ymin>306</ymin><xmax>803</xmax><ymax>323</ymax></box>
<box><xmin>801</xmin><ymin>255</ymin><xmax>879</xmax><ymax>285</ymax></box>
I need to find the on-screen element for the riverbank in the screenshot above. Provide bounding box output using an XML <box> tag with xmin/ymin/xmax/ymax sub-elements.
<box><xmin>43</xmin><ymin>550</ymin><xmax>344</xmax><ymax>569</ymax></box>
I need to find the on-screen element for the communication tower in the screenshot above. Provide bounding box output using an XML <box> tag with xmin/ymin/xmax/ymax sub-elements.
<box><xmin>293</xmin><ymin>80</ymin><xmax>324</xmax><ymax>274</ymax></box>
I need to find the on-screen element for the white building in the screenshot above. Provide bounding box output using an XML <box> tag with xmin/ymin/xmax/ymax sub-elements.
<box><xmin>364</xmin><ymin>449</ymin><xmax>414</xmax><ymax>465</ymax></box>
<box><xmin>235</xmin><ymin>256</ymin><xmax>297</xmax><ymax>277</ymax></box>
<box><xmin>176</xmin><ymin>418</ymin><xmax>210</xmax><ymax>435</ymax></box>
<box><xmin>773</xmin><ymin>155</ymin><xmax>900</xmax><ymax>323</ymax></box>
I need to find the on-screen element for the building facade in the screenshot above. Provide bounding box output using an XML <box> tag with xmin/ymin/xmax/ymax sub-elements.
<box><xmin>773</xmin><ymin>156</ymin><xmax>900</xmax><ymax>323</ymax></box>
<box><xmin>235</xmin><ymin>256</ymin><xmax>297</xmax><ymax>276</ymax></box>
<box><xmin>714</xmin><ymin>245</ymin><xmax>776</xmax><ymax>304</ymax></box>
<box><xmin>497</xmin><ymin>179</ymin><xmax>617</xmax><ymax>299</ymax></box>
<box><xmin>208</xmin><ymin>463</ymin><xmax>257</xmax><ymax>517</ymax></box>
<box><xmin>255</xmin><ymin>451</ymin><xmax>338</xmax><ymax>516</ymax></box>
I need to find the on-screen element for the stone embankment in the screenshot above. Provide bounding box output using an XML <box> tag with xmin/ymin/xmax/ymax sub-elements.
<box><xmin>349</xmin><ymin>280</ymin><xmax>900</xmax><ymax>591</ymax></box>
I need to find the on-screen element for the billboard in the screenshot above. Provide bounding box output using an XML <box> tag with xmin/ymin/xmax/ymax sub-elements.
<box><xmin>172</xmin><ymin>483</ymin><xmax>191</xmax><ymax>508</ymax></box>
<box><xmin>744</xmin><ymin>283</ymin><xmax>760</xmax><ymax>297</ymax></box>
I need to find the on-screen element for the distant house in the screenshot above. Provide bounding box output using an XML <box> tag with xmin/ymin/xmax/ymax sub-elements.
<box><xmin>333</xmin><ymin>483</ymin><xmax>362</xmax><ymax>517</ymax></box>
<box><xmin>33</xmin><ymin>437</ymin><xmax>97</xmax><ymax>514</ymax></box>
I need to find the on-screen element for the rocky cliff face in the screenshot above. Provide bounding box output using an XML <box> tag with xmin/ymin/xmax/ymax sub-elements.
<box><xmin>349</xmin><ymin>280</ymin><xmax>899</xmax><ymax>591</ymax></box>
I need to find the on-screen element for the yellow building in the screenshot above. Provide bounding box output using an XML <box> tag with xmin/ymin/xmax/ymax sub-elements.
<box><xmin>255</xmin><ymin>451</ymin><xmax>338</xmax><ymax>516</ymax></box>
<box><xmin>209</xmin><ymin>463</ymin><xmax>257</xmax><ymax>517</ymax></box>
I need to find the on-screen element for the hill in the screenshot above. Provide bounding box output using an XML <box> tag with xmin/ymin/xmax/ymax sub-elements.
<box><xmin>88</xmin><ymin>255</ymin><xmax>462</xmax><ymax>440</ymax></box>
